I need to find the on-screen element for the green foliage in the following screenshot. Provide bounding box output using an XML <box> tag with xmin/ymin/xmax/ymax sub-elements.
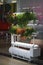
<box><xmin>9</xmin><ymin>25</ymin><xmax>36</xmax><ymax>36</ymax></box>
<box><xmin>7</xmin><ymin>11</ymin><xmax>37</xmax><ymax>27</ymax></box>
<box><xmin>9</xmin><ymin>11</ymin><xmax>37</xmax><ymax>35</ymax></box>
<box><xmin>21</xmin><ymin>27</ymin><xmax>36</xmax><ymax>36</ymax></box>
<box><xmin>17</xmin><ymin>12</ymin><xmax>29</xmax><ymax>27</ymax></box>
<box><xmin>17</xmin><ymin>12</ymin><xmax>37</xmax><ymax>27</ymax></box>
<box><xmin>9</xmin><ymin>26</ymin><xmax>17</xmax><ymax>34</ymax></box>
<box><xmin>17</xmin><ymin>14</ymin><xmax>24</xmax><ymax>27</ymax></box>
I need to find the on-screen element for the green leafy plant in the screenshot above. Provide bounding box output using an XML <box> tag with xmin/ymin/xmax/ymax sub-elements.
<box><xmin>9</xmin><ymin>26</ymin><xmax>17</xmax><ymax>34</ymax></box>
<box><xmin>17</xmin><ymin>11</ymin><xmax>37</xmax><ymax>28</ymax></box>
<box><xmin>7</xmin><ymin>11</ymin><xmax>37</xmax><ymax>27</ymax></box>
<box><xmin>21</xmin><ymin>27</ymin><xmax>36</xmax><ymax>36</ymax></box>
<box><xmin>9</xmin><ymin>11</ymin><xmax>37</xmax><ymax>35</ymax></box>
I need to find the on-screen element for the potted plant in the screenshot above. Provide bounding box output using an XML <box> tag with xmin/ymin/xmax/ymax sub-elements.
<box><xmin>17</xmin><ymin>11</ymin><xmax>37</xmax><ymax>28</ymax></box>
<box><xmin>9</xmin><ymin>11</ymin><xmax>37</xmax><ymax>40</ymax></box>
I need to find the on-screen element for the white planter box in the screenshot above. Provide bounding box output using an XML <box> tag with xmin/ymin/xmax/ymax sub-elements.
<box><xmin>9</xmin><ymin>33</ymin><xmax>41</xmax><ymax>61</ymax></box>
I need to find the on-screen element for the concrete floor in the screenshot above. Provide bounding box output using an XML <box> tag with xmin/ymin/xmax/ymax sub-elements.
<box><xmin>0</xmin><ymin>55</ymin><xmax>37</xmax><ymax>65</ymax></box>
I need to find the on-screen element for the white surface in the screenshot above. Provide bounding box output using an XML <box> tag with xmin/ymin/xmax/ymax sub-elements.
<box><xmin>11</xmin><ymin>41</ymin><xmax>39</xmax><ymax>49</ymax></box>
<box><xmin>9</xmin><ymin>42</ymin><xmax>40</xmax><ymax>59</ymax></box>
<box><xmin>9</xmin><ymin>47</ymin><xmax>30</xmax><ymax>58</ymax></box>
<box><xmin>9</xmin><ymin>34</ymin><xmax>41</xmax><ymax>60</ymax></box>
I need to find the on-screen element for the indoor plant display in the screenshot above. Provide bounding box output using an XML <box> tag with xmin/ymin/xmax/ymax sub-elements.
<box><xmin>9</xmin><ymin>11</ymin><xmax>37</xmax><ymax>41</ymax></box>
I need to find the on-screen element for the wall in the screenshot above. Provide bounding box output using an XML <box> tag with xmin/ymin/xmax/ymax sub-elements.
<box><xmin>17</xmin><ymin>0</ymin><xmax>43</xmax><ymax>23</ymax></box>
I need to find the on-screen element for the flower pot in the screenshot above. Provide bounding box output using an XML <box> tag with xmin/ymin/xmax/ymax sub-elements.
<box><xmin>16</xmin><ymin>28</ymin><xmax>25</xmax><ymax>34</ymax></box>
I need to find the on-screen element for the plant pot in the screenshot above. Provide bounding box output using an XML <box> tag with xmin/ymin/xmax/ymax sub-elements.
<box><xmin>16</xmin><ymin>28</ymin><xmax>25</xmax><ymax>34</ymax></box>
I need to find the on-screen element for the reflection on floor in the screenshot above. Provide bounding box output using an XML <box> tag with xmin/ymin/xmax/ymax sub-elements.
<box><xmin>0</xmin><ymin>55</ymin><xmax>36</xmax><ymax>65</ymax></box>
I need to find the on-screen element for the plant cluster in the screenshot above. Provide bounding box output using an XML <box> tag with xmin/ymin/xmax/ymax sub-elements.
<box><xmin>7</xmin><ymin>11</ymin><xmax>37</xmax><ymax>27</ymax></box>
<box><xmin>16</xmin><ymin>12</ymin><xmax>37</xmax><ymax>27</ymax></box>
<box><xmin>9</xmin><ymin>26</ymin><xmax>36</xmax><ymax>37</ymax></box>
<box><xmin>9</xmin><ymin>11</ymin><xmax>37</xmax><ymax>38</ymax></box>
